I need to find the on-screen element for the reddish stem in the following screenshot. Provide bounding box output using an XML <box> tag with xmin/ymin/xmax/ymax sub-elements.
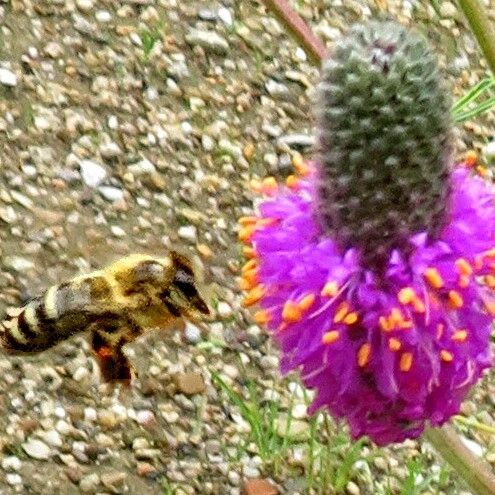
<box><xmin>262</xmin><ymin>0</ymin><xmax>328</xmax><ymax>64</ymax></box>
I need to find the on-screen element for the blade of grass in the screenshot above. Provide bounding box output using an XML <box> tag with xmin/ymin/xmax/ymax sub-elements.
<box><xmin>453</xmin><ymin>95</ymin><xmax>495</xmax><ymax>122</ymax></box>
<box><xmin>452</xmin><ymin>77</ymin><xmax>494</xmax><ymax>112</ymax></box>
<box><xmin>333</xmin><ymin>437</ymin><xmax>366</xmax><ymax>492</ymax></box>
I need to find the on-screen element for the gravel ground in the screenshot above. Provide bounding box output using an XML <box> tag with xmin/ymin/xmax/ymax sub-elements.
<box><xmin>1</xmin><ymin>0</ymin><xmax>495</xmax><ymax>494</ymax></box>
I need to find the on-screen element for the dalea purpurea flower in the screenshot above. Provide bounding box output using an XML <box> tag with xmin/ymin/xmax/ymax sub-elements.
<box><xmin>239</xmin><ymin>21</ymin><xmax>495</xmax><ymax>445</ymax></box>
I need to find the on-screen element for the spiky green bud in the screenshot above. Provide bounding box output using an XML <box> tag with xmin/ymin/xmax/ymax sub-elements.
<box><xmin>315</xmin><ymin>21</ymin><xmax>453</xmax><ymax>268</ymax></box>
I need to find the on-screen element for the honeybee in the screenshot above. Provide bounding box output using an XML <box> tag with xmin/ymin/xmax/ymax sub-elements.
<box><xmin>0</xmin><ymin>251</ymin><xmax>210</xmax><ymax>383</ymax></box>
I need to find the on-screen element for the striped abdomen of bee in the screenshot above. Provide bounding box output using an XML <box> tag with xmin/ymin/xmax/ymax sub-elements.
<box><xmin>1</xmin><ymin>251</ymin><xmax>210</xmax><ymax>383</ymax></box>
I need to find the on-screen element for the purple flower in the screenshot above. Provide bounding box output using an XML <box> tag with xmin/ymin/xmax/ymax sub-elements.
<box><xmin>239</xmin><ymin>160</ymin><xmax>494</xmax><ymax>445</ymax></box>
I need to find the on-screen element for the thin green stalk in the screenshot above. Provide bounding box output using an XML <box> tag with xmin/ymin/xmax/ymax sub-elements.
<box><xmin>457</xmin><ymin>0</ymin><xmax>495</xmax><ymax>76</ymax></box>
<box><xmin>454</xmin><ymin>414</ymin><xmax>495</xmax><ymax>435</ymax></box>
<box><xmin>425</xmin><ymin>425</ymin><xmax>495</xmax><ymax>495</ymax></box>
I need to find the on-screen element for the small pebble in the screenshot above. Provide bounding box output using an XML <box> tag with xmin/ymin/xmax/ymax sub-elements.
<box><xmin>22</xmin><ymin>438</ymin><xmax>52</xmax><ymax>460</ymax></box>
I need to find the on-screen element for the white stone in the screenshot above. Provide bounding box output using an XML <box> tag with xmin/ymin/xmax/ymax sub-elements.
<box><xmin>218</xmin><ymin>7</ymin><xmax>233</xmax><ymax>26</ymax></box>
<box><xmin>178</xmin><ymin>225</ymin><xmax>197</xmax><ymax>243</ymax></box>
<box><xmin>76</xmin><ymin>0</ymin><xmax>94</xmax><ymax>12</ymax></box>
<box><xmin>22</xmin><ymin>439</ymin><xmax>52</xmax><ymax>460</ymax></box>
<box><xmin>100</xmin><ymin>141</ymin><xmax>122</xmax><ymax>159</ymax></box>
<box><xmin>41</xmin><ymin>430</ymin><xmax>63</xmax><ymax>448</ymax></box>
<box><xmin>55</xmin><ymin>420</ymin><xmax>71</xmax><ymax>435</ymax></box>
<box><xmin>72</xmin><ymin>366</ymin><xmax>89</xmax><ymax>382</ymax></box>
<box><xmin>80</xmin><ymin>159</ymin><xmax>107</xmax><ymax>187</ymax></box>
<box><xmin>127</xmin><ymin>158</ymin><xmax>156</xmax><ymax>176</ymax></box>
<box><xmin>4</xmin><ymin>256</ymin><xmax>34</xmax><ymax>271</ymax></box>
<box><xmin>95</xmin><ymin>10</ymin><xmax>112</xmax><ymax>23</ymax></box>
<box><xmin>136</xmin><ymin>410</ymin><xmax>155</xmax><ymax>426</ymax></box>
<box><xmin>295</xmin><ymin>47</ymin><xmax>307</xmax><ymax>61</ymax></box>
<box><xmin>6</xmin><ymin>473</ymin><xmax>22</xmax><ymax>486</ymax></box>
<box><xmin>292</xmin><ymin>403</ymin><xmax>307</xmax><ymax>419</ymax></box>
<box><xmin>440</xmin><ymin>1</ymin><xmax>457</xmax><ymax>17</ymax></box>
<box><xmin>217</xmin><ymin>302</ymin><xmax>232</xmax><ymax>319</ymax></box>
<box><xmin>185</xmin><ymin>29</ymin><xmax>229</xmax><ymax>54</ymax></box>
<box><xmin>461</xmin><ymin>436</ymin><xmax>484</xmax><ymax>457</ymax></box>
<box><xmin>84</xmin><ymin>407</ymin><xmax>97</xmax><ymax>422</ymax></box>
<box><xmin>99</xmin><ymin>186</ymin><xmax>124</xmax><ymax>202</ymax></box>
<box><xmin>54</xmin><ymin>406</ymin><xmax>66</xmax><ymax>418</ymax></box>
<box><xmin>184</xmin><ymin>322</ymin><xmax>201</xmax><ymax>344</ymax></box>
<box><xmin>0</xmin><ymin>68</ymin><xmax>17</xmax><ymax>87</ymax></box>
<box><xmin>110</xmin><ymin>225</ymin><xmax>126</xmax><ymax>238</ymax></box>
<box><xmin>484</xmin><ymin>141</ymin><xmax>495</xmax><ymax>163</ymax></box>
<box><xmin>2</xmin><ymin>456</ymin><xmax>22</xmax><ymax>471</ymax></box>
<box><xmin>107</xmin><ymin>115</ymin><xmax>118</xmax><ymax>129</ymax></box>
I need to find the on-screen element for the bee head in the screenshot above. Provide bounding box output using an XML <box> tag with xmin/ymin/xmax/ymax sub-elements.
<box><xmin>164</xmin><ymin>250</ymin><xmax>210</xmax><ymax>317</ymax></box>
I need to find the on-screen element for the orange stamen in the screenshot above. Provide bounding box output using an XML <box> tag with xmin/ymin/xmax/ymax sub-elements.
<box><xmin>400</xmin><ymin>352</ymin><xmax>413</xmax><ymax>372</ymax></box>
<box><xmin>321</xmin><ymin>281</ymin><xmax>338</xmax><ymax>297</ymax></box>
<box><xmin>249</xmin><ymin>179</ymin><xmax>263</xmax><ymax>193</ymax></box>
<box><xmin>476</xmin><ymin>165</ymin><xmax>489</xmax><ymax>178</ymax></box>
<box><xmin>357</xmin><ymin>343</ymin><xmax>371</xmax><ymax>367</ymax></box>
<box><xmin>238</xmin><ymin>216</ymin><xmax>258</xmax><ymax>226</ymax></box>
<box><xmin>440</xmin><ymin>350</ymin><xmax>454</xmax><ymax>363</ymax></box>
<box><xmin>243</xmin><ymin>285</ymin><xmax>265</xmax><ymax>307</ymax></box>
<box><xmin>399</xmin><ymin>319</ymin><xmax>413</xmax><ymax>329</ymax></box>
<box><xmin>322</xmin><ymin>330</ymin><xmax>340</xmax><ymax>345</ymax></box>
<box><xmin>424</xmin><ymin>267</ymin><xmax>444</xmax><ymax>289</ymax></box>
<box><xmin>261</xmin><ymin>177</ymin><xmax>278</xmax><ymax>195</ymax></box>
<box><xmin>254</xmin><ymin>310</ymin><xmax>271</xmax><ymax>325</ymax></box>
<box><xmin>452</xmin><ymin>330</ymin><xmax>468</xmax><ymax>343</ymax></box>
<box><xmin>242</xmin><ymin>259</ymin><xmax>257</xmax><ymax>273</ymax></box>
<box><xmin>298</xmin><ymin>293</ymin><xmax>316</xmax><ymax>311</ymax></box>
<box><xmin>293</xmin><ymin>154</ymin><xmax>310</xmax><ymax>176</ymax></box>
<box><xmin>256</xmin><ymin>217</ymin><xmax>278</xmax><ymax>228</ymax></box>
<box><xmin>486</xmin><ymin>275</ymin><xmax>495</xmax><ymax>288</ymax></box>
<box><xmin>485</xmin><ymin>301</ymin><xmax>495</xmax><ymax>316</ymax></box>
<box><xmin>243</xmin><ymin>267</ymin><xmax>259</xmax><ymax>286</ymax></box>
<box><xmin>238</xmin><ymin>278</ymin><xmax>253</xmax><ymax>291</ymax></box>
<box><xmin>389</xmin><ymin>308</ymin><xmax>404</xmax><ymax>326</ymax></box>
<box><xmin>343</xmin><ymin>312</ymin><xmax>359</xmax><ymax>325</ymax></box>
<box><xmin>464</xmin><ymin>150</ymin><xmax>477</xmax><ymax>167</ymax></box>
<box><xmin>239</xmin><ymin>225</ymin><xmax>256</xmax><ymax>243</ymax></box>
<box><xmin>379</xmin><ymin>316</ymin><xmax>392</xmax><ymax>332</ymax></box>
<box><xmin>388</xmin><ymin>337</ymin><xmax>402</xmax><ymax>352</ymax></box>
<box><xmin>242</xmin><ymin>246</ymin><xmax>257</xmax><ymax>259</ymax></box>
<box><xmin>455</xmin><ymin>258</ymin><xmax>473</xmax><ymax>276</ymax></box>
<box><xmin>398</xmin><ymin>287</ymin><xmax>415</xmax><ymax>304</ymax></box>
<box><xmin>448</xmin><ymin>290</ymin><xmax>464</xmax><ymax>309</ymax></box>
<box><xmin>333</xmin><ymin>302</ymin><xmax>349</xmax><ymax>323</ymax></box>
<box><xmin>436</xmin><ymin>323</ymin><xmax>445</xmax><ymax>340</ymax></box>
<box><xmin>282</xmin><ymin>300</ymin><xmax>302</xmax><ymax>323</ymax></box>
<box><xmin>412</xmin><ymin>299</ymin><xmax>425</xmax><ymax>313</ymax></box>
<box><xmin>286</xmin><ymin>175</ymin><xmax>300</xmax><ymax>190</ymax></box>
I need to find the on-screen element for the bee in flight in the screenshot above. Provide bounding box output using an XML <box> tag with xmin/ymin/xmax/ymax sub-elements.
<box><xmin>0</xmin><ymin>251</ymin><xmax>210</xmax><ymax>383</ymax></box>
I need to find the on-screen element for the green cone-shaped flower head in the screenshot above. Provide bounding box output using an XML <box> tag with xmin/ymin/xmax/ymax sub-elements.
<box><xmin>315</xmin><ymin>21</ymin><xmax>453</xmax><ymax>268</ymax></box>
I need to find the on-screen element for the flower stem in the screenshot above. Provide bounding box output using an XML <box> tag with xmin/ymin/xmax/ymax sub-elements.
<box><xmin>424</xmin><ymin>424</ymin><xmax>495</xmax><ymax>495</ymax></box>
<box><xmin>457</xmin><ymin>0</ymin><xmax>495</xmax><ymax>76</ymax></box>
<box><xmin>261</xmin><ymin>0</ymin><xmax>328</xmax><ymax>64</ymax></box>
<box><xmin>454</xmin><ymin>414</ymin><xmax>495</xmax><ymax>435</ymax></box>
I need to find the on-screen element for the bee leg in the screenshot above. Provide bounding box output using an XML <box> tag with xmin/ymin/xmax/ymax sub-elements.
<box><xmin>90</xmin><ymin>329</ymin><xmax>133</xmax><ymax>385</ymax></box>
